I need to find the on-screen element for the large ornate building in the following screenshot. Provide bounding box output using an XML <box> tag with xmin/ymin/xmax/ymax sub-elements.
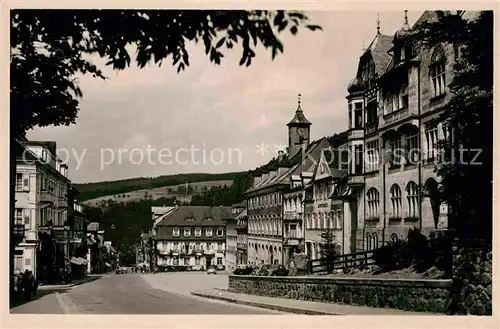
<box><xmin>153</xmin><ymin>206</ymin><xmax>232</xmax><ymax>270</ymax></box>
<box><xmin>343</xmin><ymin>10</ymin><xmax>455</xmax><ymax>252</ymax></box>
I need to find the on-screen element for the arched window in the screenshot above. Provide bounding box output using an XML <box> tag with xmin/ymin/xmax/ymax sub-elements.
<box><xmin>366</xmin><ymin>188</ymin><xmax>380</xmax><ymax>219</ymax></box>
<box><xmin>390</xmin><ymin>184</ymin><xmax>402</xmax><ymax>218</ymax></box>
<box><xmin>430</xmin><ymin>44</ymin><xmax>447</xmax><ymax>97</ymax></box>
<box><xmin>372</xmin><ymin>233</ymin><xmax>379</xmax><ymax>249</ymax></box>
<box><xmin>365</xmin><ymin>233</ymin><xmax>372</xmax><ymax>251</ymax></box>
<box><xmin>406</xmin><ymin>181</ymin><xmax>419</xmax><ymax>218</ymax></box>
<box><xmin>390</xmin><ymin>233</ymin><xmax>399</xmax><ymax>243</ymax></box>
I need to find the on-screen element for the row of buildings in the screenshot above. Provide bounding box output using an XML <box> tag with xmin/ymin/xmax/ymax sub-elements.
<box><xmin>13</xmin><ymin>136</ymin><xmax>117</xmax><ymax>283</ymax></box>
<box><xmin>243</xmin><ymin>10</ymin><xmax>459</xmax><ymax>267</ymax></box>
<box><xmin>140</xmin><ymin>10</ymin><xmax>469</xmax><ymax>272</ymax></box>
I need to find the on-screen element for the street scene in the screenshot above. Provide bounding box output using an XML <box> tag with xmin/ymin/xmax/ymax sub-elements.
<box><xmin>8</xmin><ymin>8</ymin><xmax>493</xmax><ymax>318</ymax></box>
<box><xmin>11</xmin><ymin>273</ymin><xmax>278</xmax><ymax>314</ymax></box>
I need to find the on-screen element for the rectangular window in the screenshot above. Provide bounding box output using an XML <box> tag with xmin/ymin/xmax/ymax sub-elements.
<box><xmin>14</xmin><ymin>256</ymin><xmax>23</xmax><ymax>271</ymax></box>
<box><xmin>195</xmin><ymin>258</ymin><xmax>200</xmax><ymax>265</ymax></box>
<box><xmin>15</xmin><ymin>173</ymin><xmax>23</xmax><ymax>191</ymax></box>
<box><xmin>183</xmin><ymin>229</ymin><xmax>191</xmax><ymax>237</ymax></box>
<box><xmin>173</xmin><ymin>228</ymin><xmax>180</xmax><ymax>237</ymax></box>
<box><xmin>206</xmin><ymin>229</ymin><xmax>213</xmax><ymax>237</ymax></box>
<box><xmin>195</xmin><ymin>242</ymin><xmax>200</xmax><ymax>250</ymax></box>
<box><xmin>217</xmin><ymin>257</ymin><xmax>223</xmax><ymax>265</ymax></box>
<box><xmin>354</xmin><ymin>145</ymin><xmax>363</xmax><ymax>174</ymax></box>
<box><xmin>25</xmin><ymin>258</ymin><xmax>31</xmax><ymax>266</ymax></box>
<box><xmin>173</xmin><ymin>242</ymin><xmax>179</xmax><ymax>250</ymax></box>
<box><xmin>15</xmin><ymin>208</ymin><xmax>23</xmax><ymax>225</ymax></box>
<box><xmin>385</xmin><ymin>94</ymin><xmax>394</xmax><ymax>114</ymax></box>
<box><xmin>216</xmin><ymin>229</ymin><xmax>224</xmax><ymax>237</ymax></box>
<box><xmin>425</xmin><ymin>125</ymin><xmax>439</xmax><ymax>159</ymax></box>
<box><xmin>217</xmin><ymin>242</ymin><xmax>223</xmax><ymax>251</ymax></box>
<box><xmin>390</xmin><ymin>135</ymin><xmax>403</xmax><ymax>166</ymax></box>
<box><xmin>399</xmin><ymin>84</ymin><xmax>408</xmax><ymax>109</ymax></box>
<box><xmin>431</xmin><ymin>64</ymin><xmax>446</xmax><ymax>97</ymax></box>
<box><xmin>23</xmin><ymin>209</ymin><xmax>30</xmax><ymax>228</ymax></box>
<box><xmin>354</xmin><ymin>109</ymin><xmax>363</xmax><ymax>129</ymax></box>
<box><xmin>406</xmin><ymin>133</ymin><xmax>419</xmax><ymax>164</ymax></box>
<box><xmin>365</xmin><ymin>140</ymin><xmax>379</xmax><ymax>172</ymax></box>
<box><xmin>195</xmin><ymin>228</ymin><xmax>201</xmax><ymax>237</ymax></box>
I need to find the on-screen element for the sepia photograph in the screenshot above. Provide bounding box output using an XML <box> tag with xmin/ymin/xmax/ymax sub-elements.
<box><xmin>6</xmin><ymin>4</ymin><xmax>494</xmax><ymax>321</ymax></box>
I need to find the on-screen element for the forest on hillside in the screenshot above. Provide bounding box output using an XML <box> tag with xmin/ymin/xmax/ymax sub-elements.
<box><xmin>74</xmin><ymin>172</ymin><xmax>248</xmax><ymax>201</ymax></box>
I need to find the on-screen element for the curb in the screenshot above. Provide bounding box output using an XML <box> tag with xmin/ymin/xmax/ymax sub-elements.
<box><xmin>39</xmin><ymin>275</ymin><xmax>102</xmax><ymax>290</ymax></box>
<box><xmin>190</xmin><ymin>292</ymin><xmax>344</xmax><ymax>315</ymax></box>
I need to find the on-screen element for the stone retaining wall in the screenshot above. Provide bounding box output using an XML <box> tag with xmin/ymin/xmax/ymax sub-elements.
<box><xmin>229</xmin><ymin>275</ymin><xmax>453</xmax><ymax>313</ymax></box>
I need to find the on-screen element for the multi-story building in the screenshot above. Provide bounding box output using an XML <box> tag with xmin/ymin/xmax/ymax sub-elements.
<box><xmin>344</xmin><ymin>10</ymin><xmax>455</xmax><ymax>252</ymax></box>
<box><xmin>303</xmin><ymin>146</ymin><xmax>349</xmax><ymax>259</ymax></box>
<box><xmin>235</xmin><ymin>208</ymin><xmax>248</xmax><ymax>265</ymax></box>
<box><xmin>14</xmin><ymin>139</ymin><xmax>72</xmax><ymax>283</ymax></box>
<box><xmin>246</xmin><ymin>98</ymin><xmax>315</xmax><ymax>266</ymax></box>
<box><xmin>225</xmin><ymin>202</ymin><xmax>245</xmax><ymax>272</ymax></box>
<box><xmin>153</xmin><ymin>206</ymin><xmax>231</xmax><ymax>270</ymax></box>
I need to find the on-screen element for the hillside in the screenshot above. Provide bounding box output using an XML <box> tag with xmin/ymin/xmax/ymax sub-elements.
<box><xmin>83</xmin><ymin>180</ymin><xmax>234</xmax><ymax>206</ymax></box>
<box><xmin>74</xmin><ymin>172</ymin><xmax>247</xmax><ymax>201</ymax></box>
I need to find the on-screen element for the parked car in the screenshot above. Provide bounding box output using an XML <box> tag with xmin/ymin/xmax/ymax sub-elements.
<box><xmin>207</xmin><ymin>266</ymin><xmax>217</xmax><ymax>275</ymax></box>
<box><xmin>115</xmin><ymin>266</ymin><xmax>128</xmax><ymax>274</ymax></box>
<box><xmin>233</xmin><ymin>265</ymin><xmax>254</xmax><ymax>275</ymax></box>
<box><xmin>271</xmin><ymin>265</ymin><xmax>289</xmax><ymax>276</ymax></box>
<box><xmin>191</xmin><ymin>264</ymin><xmax>203</xmax><ymax>271</ymax></box>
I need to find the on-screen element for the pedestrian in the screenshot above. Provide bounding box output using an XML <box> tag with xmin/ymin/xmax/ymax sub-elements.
<box><xmin>22</xmin><ymin>270</ymin><xmax>32</xmax><ymax>301</ymax></box>
<box><xmin>30</xmin><ymin>271</ymin><xmax>38</xmax><ymax>296</ymax></box>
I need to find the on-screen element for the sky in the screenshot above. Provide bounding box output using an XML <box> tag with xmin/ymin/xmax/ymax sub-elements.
<box><xmin>27</xmin><ymin>10</ymin><xmax>423</xmax><ymax>184</ymax></box>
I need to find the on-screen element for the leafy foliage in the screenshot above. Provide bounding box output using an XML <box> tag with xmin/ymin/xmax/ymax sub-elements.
<box><xmin>414</xmin><ymin>11</ymin><xmax>493</xmax><ymax>243</ymax></box>
<box><xmin>320</xmin><ymin>228</ymin><xmax>339</xmax><ymax>274</ymax></box>
<box><xmin>372</xmin><ymin>228</ymin><xmax>452</xmax><ymax>274</ymax></box>
<box><xmin>10</xmin><ymin>9</ymin><xmax>321</xmax><ymax>135</ymax></box>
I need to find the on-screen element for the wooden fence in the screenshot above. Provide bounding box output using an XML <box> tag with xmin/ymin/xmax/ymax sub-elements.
<box><xmin>308</xmin><ymin>249</ymin><xmax>376</xmax><ymax>275</ymax></box>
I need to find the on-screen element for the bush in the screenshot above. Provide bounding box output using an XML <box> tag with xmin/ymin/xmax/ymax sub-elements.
<box><xmin>372</xmin><ymin>229</ymin><xmax>452</xmax><ymax>273</ymax></box>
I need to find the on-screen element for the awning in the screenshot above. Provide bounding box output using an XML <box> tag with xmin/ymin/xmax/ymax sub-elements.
<box><xmin>70</xmin><ymin>257</ymin><xmax>88</xmax><ymax>266</ymax></box>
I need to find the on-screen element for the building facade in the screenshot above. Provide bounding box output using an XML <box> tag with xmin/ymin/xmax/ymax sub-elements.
<box><xmin>345</xmin><ymin>11</ymin><xmax>452</xmax><ymax>252</ymax></box>
<box><xmin>235</xmin><ymin>208</ymin><xmax>248</xmax><ymax>265</ymax></box>
<box><xmin>153</xmin><ymin>206</ymin><xmax>231</xmax><ymax>270</ymax></box>
<box><xmin>225</xmin><ymin>203</ymin><xmax>245</xmax><ymax>272</ymax></box>
<box><xmin>14</xmin><ymin>139</ymin><xmax>72</xmax><ymax>283</ymax></box>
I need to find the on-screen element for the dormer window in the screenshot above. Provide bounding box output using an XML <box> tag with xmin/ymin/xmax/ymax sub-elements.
<box><xmin>206</xmin><ymin>229</ymin><xmax>213</xmax><ymax>237</ymax></box>
<box><xmin>398</xmin><ymin>84</ymin><xmax>408</xmax><ymax>109</ymax></box>
<box><xmin>184</xmin><ymin>228</ymin><xmax>191</xmax><ymax>237</ymax></box>
<box><xmin>185</xmin><ymin>217</ymin><xmax>195</xmax><ymax>221</ymax></box>
<box><xmin>195</xmin><ymin>228</ymin><xmax>201</xmax><ymax>237</ymax></box>
<box><xmin>205</xmin><ymin>217</ymin><xmax>213</xmax><ymax>221</ymax></box>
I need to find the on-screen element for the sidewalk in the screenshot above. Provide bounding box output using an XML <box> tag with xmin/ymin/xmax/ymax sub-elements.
<box><xmin>38</xmin><ymin>274</ymin><xmax>102</xmax><ymax>290</ymax></box>
<box><xmin>191</xmin><ymin>289</ymin><xmax>439</xmax><ymax>315</ymax></box>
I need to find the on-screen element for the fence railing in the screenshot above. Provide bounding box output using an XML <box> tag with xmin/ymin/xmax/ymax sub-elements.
<box><xmin>308</xmin><ymin>249</ymin><xmax>376</xmax><ymax>275</ymax></box>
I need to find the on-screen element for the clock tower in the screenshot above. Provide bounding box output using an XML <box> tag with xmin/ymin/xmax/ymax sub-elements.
<box><xmin>287</xmin><ymin>94</ymin><xmax>312</xmax><ymax>158</ymax></box>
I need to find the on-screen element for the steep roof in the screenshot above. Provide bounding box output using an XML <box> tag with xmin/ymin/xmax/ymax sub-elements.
<box><xmin>287</xmin><ymin>102</ymin><xmax>312</xmax><ymax>126</ymax></box>
<box><xmin>362</xmin><ymin>33</ymin><xmax>394</xmax><ymax>76</ymax></box>
<box><xmin>156</xmin><ymin>206</ymin><xmax>233</xmax><ymax>227</ymax></box>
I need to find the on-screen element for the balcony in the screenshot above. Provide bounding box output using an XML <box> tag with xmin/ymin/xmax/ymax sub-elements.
<box><xmin>39</xmin><ymin>190</ymin><xmax>54</xmax><ymax>203</ymax></box>
<box><xmin>347</xmin><ymin>175</ymin><xmax>364</xmax><ymax>186</ymax></box>
<box><xmin>348</xmin><ymin>129</ymin><xmax>364</xmax><ymax>140</ymax></box>
<box><xmin>55</xmin><ymin>197</ymin><xmax>68</xmax><ymax>209</ymax></box>
<box><xmin>283</xmin><ymin>237</ymin><xmax>302</xmax><ymax>246</ymax></box>
<box><xmin>283</xmin><ymin>211</ymin><xmax>302</xmax><ymax>221</ymax></box>
<box><xmin>383</xmin><ymin>107</ymin><xmax>409</xmax><ymax>125</ymax></box>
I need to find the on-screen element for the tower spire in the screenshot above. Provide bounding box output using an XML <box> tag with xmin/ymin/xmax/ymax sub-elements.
<box><xmin>376</xmin><ymin>13</ymin><xmax>380</xmax><ymax>34</ymax></box>
<box><xmin>297</xmin><ymin>93</ymin><xmax>302</xmax><ymax>112</ymax></box>
<box><xmin>403</xmin><ymin>10</ymin><xmax>409</xmax><ymax>30</ymax></box>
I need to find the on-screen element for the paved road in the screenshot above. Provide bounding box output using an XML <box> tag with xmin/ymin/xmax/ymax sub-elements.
<box><xmin>11</xmin><ymin>273</ymin><xmax>278</xmax><ymax>314</ymax></box>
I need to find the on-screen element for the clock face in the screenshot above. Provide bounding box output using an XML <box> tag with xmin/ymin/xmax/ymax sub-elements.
<box><xmin>297</xmin><ymin>128</ymin><xmax>307</xmax><ymax>137</ymax></box>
